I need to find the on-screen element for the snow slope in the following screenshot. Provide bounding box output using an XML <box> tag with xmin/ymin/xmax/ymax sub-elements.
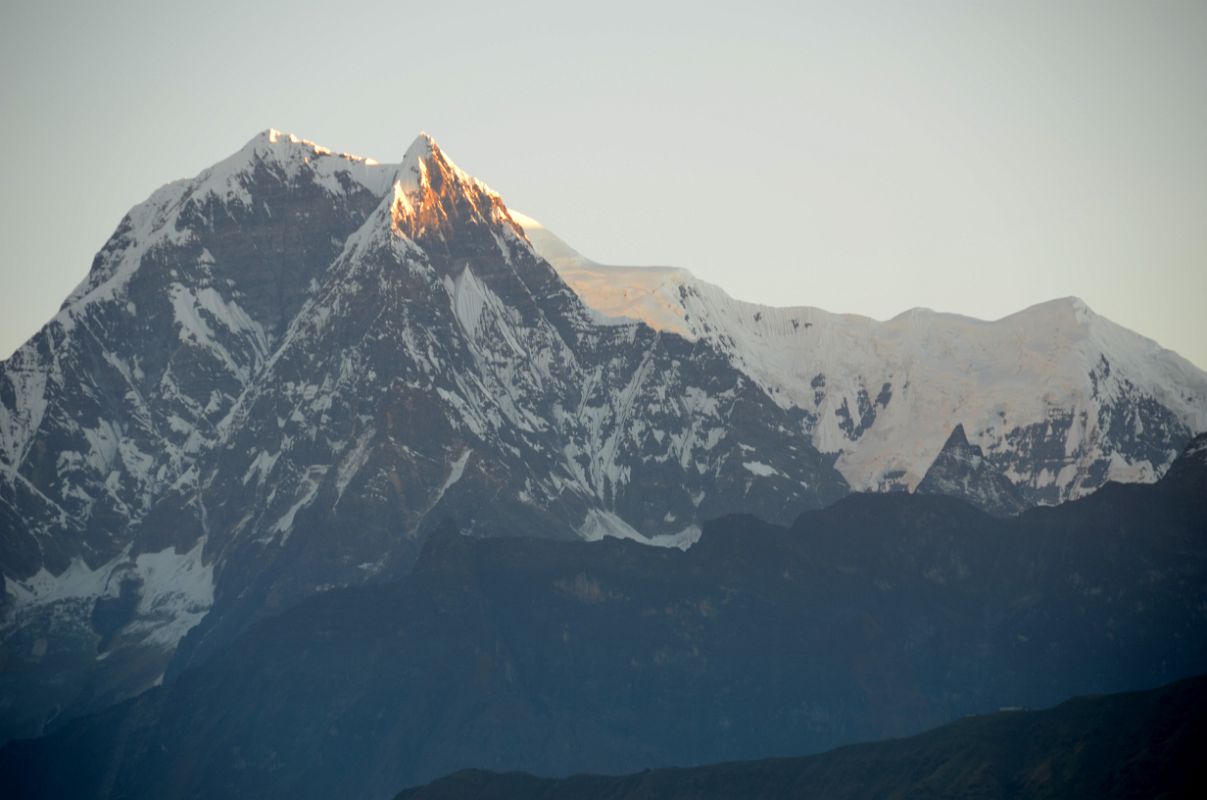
<box><xmin>515</xmin><ymin>213</ymin><xmax>1207</xmax><ymax>503</ymax></box>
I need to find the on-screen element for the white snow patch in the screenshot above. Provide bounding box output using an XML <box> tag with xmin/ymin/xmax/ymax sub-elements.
<box><xmin>578</xmin><ymin>509</ymin><xmax>700</xmax><ymax>551</ymax></box>
<box><xmin>335</xmin><ymin>428</ymin><xmax>375</xmax><ymax>501</ymax></box>
<box><xmin>242</xmin><ymin>449</ymin><xmax>280</xmax><ymax>486</ymax></box>
<box><xmin>4</xmin><ymin>538</ymin><xmax>214</xmax><ymax>650</ymax></box>
<box><xmin>743</xmin><ymin>461</ymin><xmax>779</xmax><ymax>477</ymax></box>
<box><xmin>126</xmin><ymin>538</ymin><xmax>214</xmax><ymax>647</ymax></box>
<box><xmin>269</xmin><ymin>466</ymin><xmax>327</xmax><ymax>539</ymax></box>
<box><xmin>428</xmin><ymin>449</ymin><xmax>471</xmax><ymax>509</ymax></box>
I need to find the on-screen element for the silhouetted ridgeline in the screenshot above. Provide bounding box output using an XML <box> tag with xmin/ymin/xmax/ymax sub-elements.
<box><xmin>1</xmin><ymin>436</ymin><xmax>1205</xmax><ymax>799</ymax></box>
<box><xmin>396</xmin><ymin>674</ymin><xmax>1207</xmax><ymax>800</ymax></box>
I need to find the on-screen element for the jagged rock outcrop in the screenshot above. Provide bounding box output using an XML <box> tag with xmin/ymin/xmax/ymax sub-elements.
<box><xmin>915</xmin><ymin>424</ymin><xmax>1027</xmax><ymax>516</ymax></box>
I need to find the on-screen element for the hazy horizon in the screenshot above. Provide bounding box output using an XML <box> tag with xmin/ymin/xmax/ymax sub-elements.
<box><xmin>3</xmin><ymin>1</ymin><xmax>1206</xmax><ymax>368</ymax></box>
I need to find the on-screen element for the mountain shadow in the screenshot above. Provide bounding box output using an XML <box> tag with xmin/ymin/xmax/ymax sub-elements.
<box><xmin>1</xmin><ymin>435</ymin><xmax>1205</xmax><ymax>800</ymax></box>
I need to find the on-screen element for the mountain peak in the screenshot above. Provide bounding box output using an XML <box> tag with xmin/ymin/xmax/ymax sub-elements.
<box><xmin>409</xmin><ymin>130</ymin><xmax>438</xmax><ymax>150</ymax></box>
<box><xmin>944</xmin><ymin>423</ymin><xmax>970</xmax><ymax>449</ymax></box>
<box><xmin>242</xmin><ymin>128</ymin><xmax>331</xmax><ymax>157</ymax></box>
<box><xmin>388</xmin><ymin>132</ymin><xmax>515</xmax><ymax>242</ymax></box>
<box><xmin>1011</xmin><ymin>295</ymin><xmax>1095</xmax><ymax>326</ymax></box>
<box><xmin>232</xmin><ymin>129</ymin><xmax>382</xmax><ymax>171</ymax></box>
<box><xmin>263</xmin><ymin>128</ymin><xmax>301</xmax><ymax>145</ymax></box>
<box><xmin>397</xmin><ymin>131</ymin><xmax>478</xmax><ymax>194</ymax></box>
<box><xmin>1049</xmin><ymin>295</ymin><xmax>1094</xmax><ymax>321</ymax></box>
<box><xmin>401</xmin><ymin>131</ymin><xmax>436</xmax><ymax>163</ymax></box>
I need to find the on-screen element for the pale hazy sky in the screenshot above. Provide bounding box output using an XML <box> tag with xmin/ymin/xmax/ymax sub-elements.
<box><xmin>2</xmin><ymin>1</ymin><xmax>1205</xmax><ymax>367</ymax></box>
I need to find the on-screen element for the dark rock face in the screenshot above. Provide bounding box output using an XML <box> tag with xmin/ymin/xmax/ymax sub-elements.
<box><xmin>3</xmin><ymin>438</ymin><xmax>1204</xmax><ymax>800</ymax></box>
<box><xmin>1</xmin><ymin>139</ymin><xmax>386</xmax><ymax>577</ymax></box>
<box><xmin>155</xmin><ymin>136</ymin><xmax>850</xmax><ymax>677</ymax></box>
<box><xmin>975</xmin><ymin>354</ymin><xmax>1203</xmax><ymax>509</ymax></box>
<box><xmin>0</xmin><ymin>133</ymin><xmax>392</xmax><ymax>740</ymax></box>
<box><xmin>393</xmin><ymin>675</ymin><xmax>1207</xmax><ymax>800</ymax></box>
<box><xmin>916</xmin><ymin>424</ymin><xmax>1027</xmax><ymax>516</ymax></box>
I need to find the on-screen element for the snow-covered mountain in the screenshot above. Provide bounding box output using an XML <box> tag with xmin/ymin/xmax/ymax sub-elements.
<box><xmin>1</xmin><ymin>131</ymin><xmax>397</xmax><ymax>736</ymax></box>
<box><xmin>0</xmin><ymin>131</ymin><xmax>846</xmax><ymax>740</ymax></box>
<box><xmin>515</xmin><ymin>213</ymin><xmax>1207</xmax><ymax>506</ymax></box>
<box><xmin>0</xmin><ymin>129</ymin><xmax>1204</xmax><ymax>743</ymax></box>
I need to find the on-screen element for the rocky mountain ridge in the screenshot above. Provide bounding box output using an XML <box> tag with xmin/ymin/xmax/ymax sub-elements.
<box><xmin>394</xmin><ymin>674</ymin><xmax>1207</xmax><ymax>800</ymax></box>
<box><xmin>0</xmin><ymin>130</ymin><xmax>846</xmax><ymax>740</ymax></box>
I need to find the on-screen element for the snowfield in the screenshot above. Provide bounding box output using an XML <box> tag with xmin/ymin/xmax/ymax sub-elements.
<box><xmin>516</xmin><ymin>212</ymin><xmax>1207</xmax><ymax>499</ymax></box>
